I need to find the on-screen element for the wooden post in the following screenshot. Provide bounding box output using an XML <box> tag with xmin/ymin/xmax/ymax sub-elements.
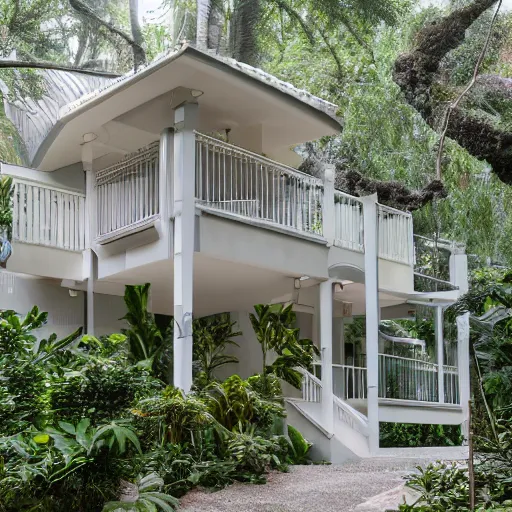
<box><xmin>468</xmin><ymin>399</ymin><xmax>475</xmax><ymax>511</ymax></box>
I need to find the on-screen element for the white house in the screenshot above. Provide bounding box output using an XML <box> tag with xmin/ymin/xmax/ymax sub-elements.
<box><xmin>0</xmin><ymin>43</ymin><xmax>470</xmax><ymax>461</ymax></box>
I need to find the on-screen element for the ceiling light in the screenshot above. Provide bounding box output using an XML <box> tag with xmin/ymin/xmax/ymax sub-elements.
<box><xmin>191</xmin><ymin>89</ymin><xmax>204</xmax><ymax>98</ymax></box>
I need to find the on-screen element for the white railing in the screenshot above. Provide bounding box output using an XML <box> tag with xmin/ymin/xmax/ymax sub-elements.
<box><xmin>333</xmin><ymin>364</ymin><xmax>367</xmax><ymax>400</ymax></box>
<box><xmin>96</xmin><ymin>142</ymin><xmax>159</xmax><ymax>242</ymax></box>
<box><xmin>334</xmin><ymin>191</ymin><xmax>364</xmax><ymax>252</ymax></box>
<box><xmin>297</xmin><ymin>367</ymin><xmax>322</xmax><ymax>403</ymax></box>
<box><xmin>12</xmin><ymin>178</ymin><xmax>85</xmax><ymax>251</ymax></box>
<box><xmin>333</xmin><ymin>395</ymin><xmax>369</xmax><ymax>436</ymax></box>
<box><xmin>195</xmin><ymin>133</ymin><xmax>323</xmax><ymax>235</ymax></box>
<box><xmin>377</xmin><ymin>204</ymin><xmax>413</xmax><ymax>265</ymax></box>
<box><xmin>378</xmin><ymin>354</ymin><xmax>438</xmax><ymax>402</ymax></box>
<box><xmin>444</xmin><ymin>365</ymin><xmax>460</xmax><ymax>404</ymax></box>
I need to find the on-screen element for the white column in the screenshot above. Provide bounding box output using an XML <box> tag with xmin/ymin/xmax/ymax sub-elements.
<box><xmin>322</xmin><ymin>164</ymin><xmax>335</xmax><ymax>245</ymax></box>
<box><xmin>450</xmin><ymin>250</ymin><xmax>470</xmax><ymax>438</ymax></box>
<box><xmin>435</xmin><ymin>306</ymin><xmax>445</xmax><ymax>404</ymax></box>
<box><xmin>173</xmin><ymin>102</ymin><xmax>198</xmax><ymax>392</ymax></box>
<box><xmin>362</xmin><ymin>193</ymin><xmax>379</xmax><ymax>454</ymax></box>
<box><xmin>159</xmin><ymin>127</ymin><xmax>174</xmax><ymax>223</ymax></box>
<box><xmin>82</xmin><ymin>141</ymin><xmax>96</xmax><ymax>335</ymax></box>
<box><xmin>320</xmin><ymin>280</ymin><xmax>334</xmax><ymax>433</ymax></box>
<box><xmin>458</xmin><ymin>312</ymin><xmax>471</xmax><ymax>439</ymax></box>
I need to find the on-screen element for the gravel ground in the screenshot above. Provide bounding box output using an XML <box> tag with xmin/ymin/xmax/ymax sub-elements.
<box><xmin>178</xmin><ymin>458</ymin><xmax>431</xmax><ymax>512</ymax></box>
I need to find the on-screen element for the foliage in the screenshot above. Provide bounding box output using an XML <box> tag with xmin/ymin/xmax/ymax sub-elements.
<box><xmin>287</xmin><ymin>425</ymin><xmax>312</xmax><ymax>464</ymax></box>
<box><xmin>121</xmin><ymin>284</ymin><xmax>174</xmax><ymax>383</ymax></box>
<box><xmin>192</xmin><ymin>313</ymin><xmax>241</xmax><ymax>384</ymax></box>
<box><xmin>250</xmin><ymin>303</ymin><xmax>319</xmax><ymax>392</ymax></box>
<box><xmin>102</xmin><ymin>473</ymin><xmax>180</xmax><ymax>512</ymax></box>
<box><xmin>0</xmin><ymin>300</ymin><xmax>310</xmax><ymax>510</ymax></box>
<box><xmin>204</xmin><ymin>374</ymin><xmax>285</xmax><ymax>433</ymax></box>
<box><xmin>379</xmin><ymin>423</ymin><xmax>463</xmax><ymax>448</ymax></box>
<box><xmin>399</xmin><ymin>462</ymin><xmax>470</xmax><ymax>511</ymax></box>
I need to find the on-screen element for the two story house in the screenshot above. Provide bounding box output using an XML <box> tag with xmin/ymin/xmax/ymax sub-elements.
<box><xmin>1</xmin><ymin>44</ymin><xmax>470</xmax><ymax>462</ymax></box>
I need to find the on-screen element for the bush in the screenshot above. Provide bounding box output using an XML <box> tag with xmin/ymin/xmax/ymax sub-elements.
<box><xmin>380</xmin><ymin>422</ymin><xmax>463</xmax><ymax>448</ymax></box>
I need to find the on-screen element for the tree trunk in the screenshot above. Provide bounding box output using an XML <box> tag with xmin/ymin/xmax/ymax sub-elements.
<box><xmin>196</xmin><ymin>0</ymin><xmax>211</xmax><ymax>49</ymax></box>
<box><xmin>207</xmin><ymin>1</ymin><xmax>225</xmax><ymax>53</ymax></box>
<box><xmin>129</xmin><ymin>0</ymin><xmax>146</xmax><ymax>71</ymax></box>
<box><xmin>230</xmin><ymin>0</ymin><xmax>261</xmax><ymax>66</ymax></box>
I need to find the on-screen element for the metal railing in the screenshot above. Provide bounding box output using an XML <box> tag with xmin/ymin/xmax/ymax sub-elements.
<box><xmin>378</xmin><ymin>354</ymin><xmax>438</xmax><ymax>402</ymax></box>
<box><xmin>297</xmin><ymin>367</ymin><xmax>322</xmax><ymax>403</ymax></box>
<box><xmin>334</xmin><ymin>191</ymin><xmax>364</xmax><ymax>252</ymax></box>
<box><xmin>195</xmin><ymin>133</ymin><xmax>323</xmax><ymax>235</ymax></box>
<box><xmin>444</xmin><ymin>365</ymin><xmax>460</xmax><ymax>404</ymax></box>
<box><xmin>96</xmin><ymin>142</ymin><xmax>159</xmax><ymax>242</ymax></box>
<box><xmin>378</xmin><ymin>204</ymin><xmax>413</xmax><ymax>265</ymax></box>
<box><xmin>333</xmin><ymin>364</ymin><xmax>367</xmax><ymax>400</ymax></box>
<box><xmin>12</xmin><ymin>178</ymin><xmax>85</xmax><ymax>251</ymax></box>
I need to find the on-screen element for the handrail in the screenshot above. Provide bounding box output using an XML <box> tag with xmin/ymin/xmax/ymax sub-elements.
<box><xmin>333</xmin><ymin>395</ymin><xmax>369</xmax><ymax>436</ymax></box>
<box><xmin>379</xmin><ymin>353</ymin><xmax>437</xmax><ymax>367</ymax></box>
<box><xmin>195</xmin><ymin>132</ymin><xmax>323</xmax><ymax>235</ymax></box>
<box><xmin>195</xmin><ymin>132</ymin><xmax>322</xmax><ymax>184</ymax></box>
<box><xmin>8</xmin><ymin>176</ymin><xmax>85</xmax><ymax>197</ymax></box>
<box><xmin>377</xmin><ymin>202</ymin><xmax>412</xmax><ymax>218</ymax></box>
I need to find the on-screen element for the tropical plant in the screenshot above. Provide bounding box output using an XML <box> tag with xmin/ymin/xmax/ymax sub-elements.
<box><xmin>287</xmin><ymin>425</ymin><xmax>312</xmax><ymax>465</ymax></box>
<box><xmin>0</xmin><ymin>175</ymin><xmax>13</xmax><ymax>230</ymax></box>
<box><xmin>134</xmin><ymin>387</ymin><xmax>220</xmax><ymax>445</ymax></box>
<box><xmin>122</xmin><ymin>284</ymin><xmax>165</xmax><ymax>366</ymax></box>
<box><xmin>102</xmin><ymin>473</ymin><xmax>179</xmax><ymax>511</ymax></box>
<box><xmin>193</xmin><ymin>313</ymin><xmax>241</xmax><ymax>384</ymax></box>
<box><xmin>250</xmin><ymin>303</ymin><xmax>319</xmax><ymax>392</ymax></box>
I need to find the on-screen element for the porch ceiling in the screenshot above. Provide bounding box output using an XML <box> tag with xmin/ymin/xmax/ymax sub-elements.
<box><xmin>95</xmin><ymin>254</ymin><xmax>302</xmax><ymax>317</ymax></box>
<box><xmin>334</xmin><ymin>282</ymin><xmax>407</xmax><ymax>316</ymax></box>
<box><xmin>35</xmin><ymin>47</ymin><xmax>341</xmax><ymax>172</ymax></box>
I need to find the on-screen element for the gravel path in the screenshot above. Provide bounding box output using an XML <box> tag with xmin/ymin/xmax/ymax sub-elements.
<box><xmin>178</xmin><ymin>458</ymin><xmax>428</xmax><ymax>512</ymax></box>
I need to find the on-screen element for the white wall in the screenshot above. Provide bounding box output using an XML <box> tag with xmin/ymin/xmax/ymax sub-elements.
<box><xmin>0</xmin><ymin>271</ymin><xmax>127</xmax><ymax>340</ymax></box>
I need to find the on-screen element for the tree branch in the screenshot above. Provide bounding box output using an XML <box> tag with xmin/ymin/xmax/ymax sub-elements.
<box><xmin>337</xmin><ymin>12</ymin><xmax>375</xmax><ymax>62</ymax></box>
<box><xmin>271</xmin><ymin>0</ymin><xmax>316</xmax><ymax>46</ymax></box>
<box><xmin>69</xmin><ymin>0</ymin><xmax>145</xmax><ymax>70</ymax></box>
<box><xmin>436</xmin><ymin>0</ymin><xmax>503</xmax><ymax>180</ymax></box>
<box><xmin>0</xmin><ymin>60</ymin><xmax>121</xmax><ymax>78</ymax></box>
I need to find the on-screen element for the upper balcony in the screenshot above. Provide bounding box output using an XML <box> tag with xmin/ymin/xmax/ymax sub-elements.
<box><xmin>92</xmin><ymin>133</ymin><xmax>414</xmax><ymax>269</ymax></box>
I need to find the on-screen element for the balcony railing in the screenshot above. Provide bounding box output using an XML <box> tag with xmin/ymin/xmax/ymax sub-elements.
<box><xmin>12</xmin><ymin>178</ymin><xmax>85</xmax><ymax>251</ymax></box>
<box><xmin>315</xmin><ymin>356</ymin><xmax>459</xmax><ymax>404</ymax></box>
<box><xmin>195</xmin><ymin>133</ymin><xmax>323</xmax><ymax>236</ymax></box>
<box><xmin>334</xmin><ymin>191</ymin><xmax>364</xmax><ymax>252</ymax></box>
<box><xmin>333</xmin><ymin>364</ymin><xmax>367</xmax><ymax>400</ymax></box>
<box><xmin>378</xmin><ymin>354</ymin><xmax>438</xmax><ymax>402</ymax></box>
<box><xmin>378</xmin><ymin>204</ymin><xmax>414</xmax><ymax>265</ymax></box>
<box><xmin>444</xmin><ymin>365</ymin><xmax>460</xmax><ymax>404</ymax></box>
<box><xmin>95</xmin><ymin>142</ymin><xmax>159</xmax><ymax>243</ymax></box>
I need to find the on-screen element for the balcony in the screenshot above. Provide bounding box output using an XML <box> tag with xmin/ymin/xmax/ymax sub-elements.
<box><xmin>314</xmin><ymin>356</ymin><xmax>460</xmax><ymax>405</ymax></box>
<box><xmin>7</xmin><ymin>134</ymin><xmax>419</xmax><ymax>280</ymax></box>
<box><xmin>87</xmin><ymin>134</ymin><xmax>414</xmax><ymax>265</ymax></box>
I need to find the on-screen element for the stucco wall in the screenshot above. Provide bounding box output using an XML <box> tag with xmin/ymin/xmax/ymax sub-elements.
<box><xmin>0</xmin><ymin>272</ymin><xmax>127</xmax><ymax>339</ymax></box>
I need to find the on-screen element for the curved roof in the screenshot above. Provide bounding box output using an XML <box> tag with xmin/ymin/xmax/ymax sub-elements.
<box><xmin>1</xmin><ymin>71</ymin><xmax>113</xmax><ymax>164</ymax></box>
<box><xmin>3</xmin><ymin>44</ymin><xmax>341</xmax><ymax>170</ymax></box>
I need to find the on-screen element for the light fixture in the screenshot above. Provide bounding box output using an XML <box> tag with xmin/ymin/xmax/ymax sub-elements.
<box><xmin>191</xmin><ymin>89</ymin><xmax>204</xmax><ymax>98</ymax></box>
<box><xmin>299</xmin><ymin>275</ymin><xmax>310</xmax><ymax>281</ymax></box>
<box><xmin>69</xmin><ymin>289</ymin><xmax>78</xmax><ymax>298</ymax></box>
<box><xmin>82</xmin><ymin>132</ymin><xmax>97</xmax><ymax>143</ymax></box>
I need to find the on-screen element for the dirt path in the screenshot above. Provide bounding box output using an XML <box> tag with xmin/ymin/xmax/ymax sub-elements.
<box><xmin>178</xmin><ymin>458</ymin><xmax>425</xmax><ymax>512</ymax></box>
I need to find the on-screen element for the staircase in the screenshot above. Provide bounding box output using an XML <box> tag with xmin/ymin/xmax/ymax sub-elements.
<box><xmin>285</xmin><ymin>368</ymin><xmax>371</xmax><ymax>463</ymax></box>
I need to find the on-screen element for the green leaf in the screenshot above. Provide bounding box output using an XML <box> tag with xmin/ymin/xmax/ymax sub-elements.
<box><xmin>33</xmin><ymin>434</ymin><xmax>50</xmax><ymax>444</ymax></box>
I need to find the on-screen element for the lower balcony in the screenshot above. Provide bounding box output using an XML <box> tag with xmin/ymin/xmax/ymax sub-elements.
<box><xmin>313</xmin><ymin>355</ymin><xmax>460</xmax><ymax>406</ymax></box>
